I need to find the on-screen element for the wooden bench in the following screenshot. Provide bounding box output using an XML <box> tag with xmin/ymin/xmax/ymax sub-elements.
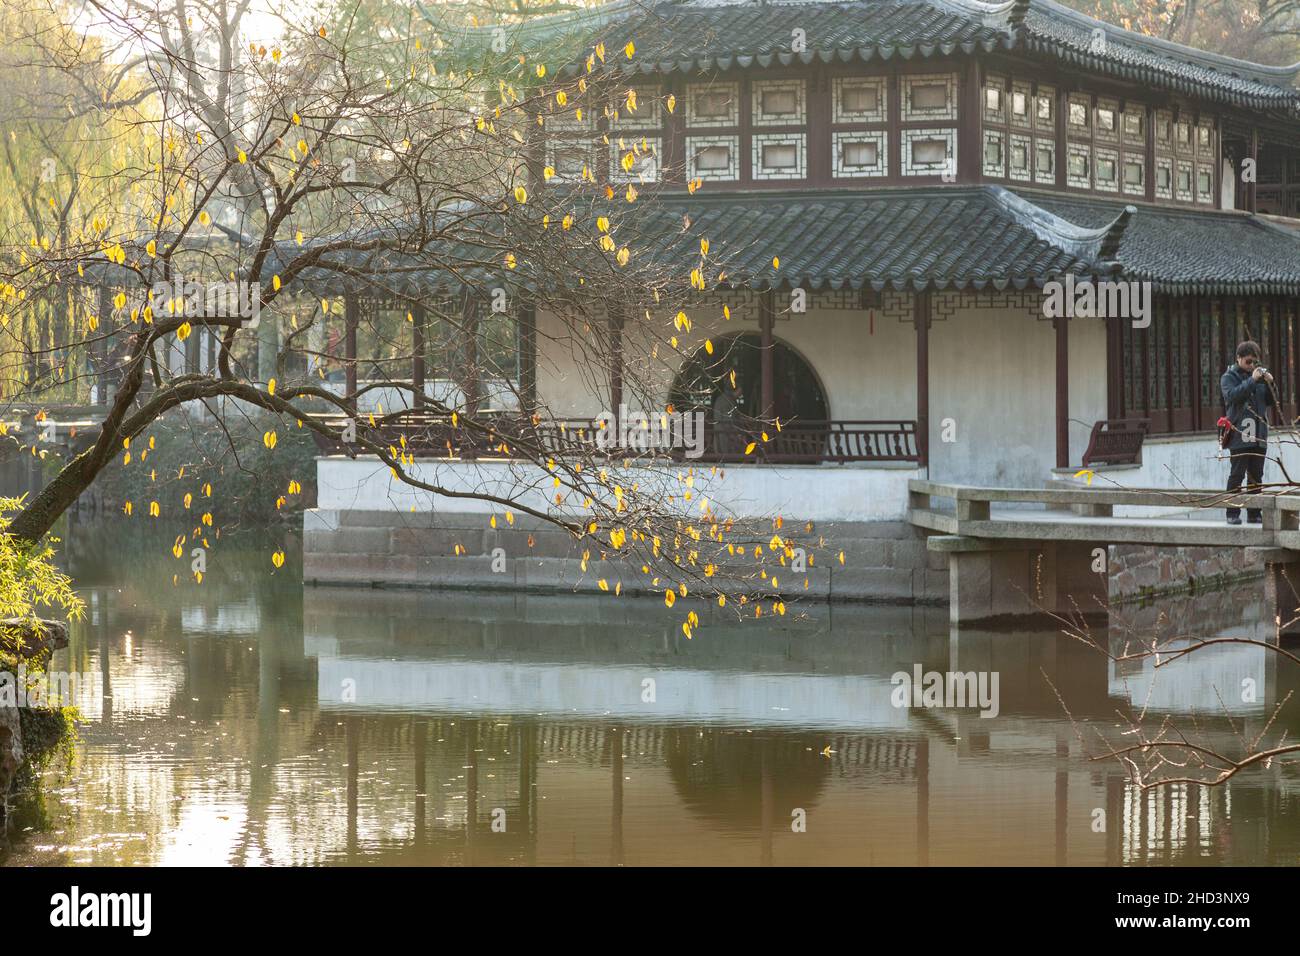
<box><xmin>1081</xmin><ymin>419</ymin><xmax>1149</xmax><ymax>466</ymax></box>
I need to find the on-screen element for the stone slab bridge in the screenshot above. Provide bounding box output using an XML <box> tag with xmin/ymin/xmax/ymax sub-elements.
<box><xmin>1</xmin><ymin>404</ymin><xmax>106</xmax><ymax>454</ymax></box>
<box><xmin>907</xmin><ymin>479</ymin><xmax>1300</xmax><ymax>630</ymax></box>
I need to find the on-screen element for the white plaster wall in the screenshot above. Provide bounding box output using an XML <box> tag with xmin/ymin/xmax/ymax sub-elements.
<box><xmin>1087</xmin><ymin>430</ymin><xmax>1300</xmax><ymax>494</ymax></box>
<box><xmin>533</xmin><ymin>295</ymin><xmax>1106</xmax><ymax>489</ymax></box>
<box><xmin>928</xmin><ymin>304</ymin><xmax>1107</xmax><ymax>487</ymax></box>
<box><xmin>316</xmin><ymin>456</ymin><xmax>921</xmax><ymax>522</ymax></box>
<box><xmin>535</xmin><ymin>300</ymin><xmax>915</xmax><ymax>421</ymax></box>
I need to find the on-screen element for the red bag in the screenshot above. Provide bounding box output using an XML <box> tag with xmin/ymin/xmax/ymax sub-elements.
<box><xmin>1217</xmin><ymin>415</ymin><xmax>1233</xmax><ymax>450</ymax></box>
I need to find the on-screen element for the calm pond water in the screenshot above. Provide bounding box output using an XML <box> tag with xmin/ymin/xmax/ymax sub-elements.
<box><xmin>3</xmin><ymin>522</ymin><xmax>1300</xmax><ymax>866</ymax></box>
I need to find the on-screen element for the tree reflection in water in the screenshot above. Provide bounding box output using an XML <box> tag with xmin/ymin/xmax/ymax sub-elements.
<box><xmin>2</xmin><ymin>528</ymin><xmax>1298</xmax><ymax>866</ymax></box>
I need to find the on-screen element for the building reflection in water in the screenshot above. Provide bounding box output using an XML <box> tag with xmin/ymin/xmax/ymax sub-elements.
<box><xmin>5</xmin><ymin>549</ymin><xmax>1299</xmax><ymax>866</ymax></box>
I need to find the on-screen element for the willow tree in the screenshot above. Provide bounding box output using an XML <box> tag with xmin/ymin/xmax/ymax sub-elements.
<box><xmin>0</xmin><ymin>0</ymin><xmax>146</xmax><ymax>403</ymax></box>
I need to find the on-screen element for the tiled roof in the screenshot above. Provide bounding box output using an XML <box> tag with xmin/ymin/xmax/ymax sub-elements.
<box><xmin>565</xmin><ymin>0</ymin><xmax>1011</xmax><ymax>68</ymax></box>
<box><xmin>627</xmin><ymin>186</ymin><xmax>1103</xmax><ymax>291</ymax></box>
<box><xmin>1026</xmin><ymin>191</ymin><xmax>1300</xmax><ymax>295</ymax></box>
<box><xmin>422</xmin><ymin>0</ymin><xmax>1300</xmax><ymax>110</ymax></box>
<box><xmin>261</xmin><ymin>186</ymin><xmax>1106</xmax><ymax>296</ymax></box>
<box><xmin>75</xmin><ymin>186</ymin><xmax>1300</xmax><ymax>297</ymax></box>
<box><xmin>1019</xmin><ymin>0</ymin><xmax>1300</xmax><ymax>110</ymax></box>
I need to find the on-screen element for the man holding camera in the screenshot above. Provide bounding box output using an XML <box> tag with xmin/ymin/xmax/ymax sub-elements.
<box><xmin>1220</xmin><ymin>340</ymin><xmax>1275</xmax><ymax>525</ymax></box>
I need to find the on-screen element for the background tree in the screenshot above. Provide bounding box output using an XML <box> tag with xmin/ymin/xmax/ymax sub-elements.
<box><xmin>0</xmin><ymin>0</ymin><xmax>791</xmax><ymax>633</ymax></box>
<box><xmin>1067</xmin><ymin>0</ymin><xmax>1300</xmax><ymax>63</ymax></box>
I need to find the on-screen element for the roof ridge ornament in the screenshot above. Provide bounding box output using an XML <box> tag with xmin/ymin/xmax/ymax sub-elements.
<box><xmin>929</xmin><ymin>0</ymin><xmax>1018</xmax><ymax>28</ymax></box>
<box><xmin>985</xmin><ymin>186</ymin><xmax>1135</xmax><ymax>265</ymax></box>
<box><xmin>1005</xmin><ymin>0</ymin><xmax>1031</xmax><ymax>34</ymax></box>
<box><xmin>1098</xmin><ymin>205</ymin><xmax>1136</xmax><ymax>263</ymax></box>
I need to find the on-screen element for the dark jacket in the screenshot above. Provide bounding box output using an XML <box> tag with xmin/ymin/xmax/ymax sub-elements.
<box><xmin>1220</xmin><ymin>363</ymin><xmax>1275</xmax><ymax>451</ymax></box>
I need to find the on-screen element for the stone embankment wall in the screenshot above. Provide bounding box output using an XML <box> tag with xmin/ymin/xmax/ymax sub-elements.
<box><xmin>303</xmin><ymin>509</ymin><xmax>949</xmax><ymax>605</ymax></box>
<box><xmin>1108</xmin><ymin>545</ymin><xmax>1261</xmax><ymax>602</ymax></box>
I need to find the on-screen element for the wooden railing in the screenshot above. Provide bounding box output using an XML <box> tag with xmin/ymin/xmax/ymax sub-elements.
<box><xmin>306</xmin><ymin>411</ymin><xmax>920</xmax><ymax>465</ymax></box>
<box><xmin>696</xmin><ymin>420</ymin><xmax>919</xmax><ymax>463</ymax></box>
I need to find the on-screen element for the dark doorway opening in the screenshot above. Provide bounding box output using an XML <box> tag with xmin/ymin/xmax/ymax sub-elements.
<box><xmin>668</xmin><ymin>332</ymin><xmax>828</xmax><ymax>425</ymax></box>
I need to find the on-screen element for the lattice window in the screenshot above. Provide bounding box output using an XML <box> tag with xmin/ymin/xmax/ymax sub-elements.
<box><xmin>902</xmin><ymin>73</ymin><xmax>957</xmax><ymax>122</ymax></box>
<box><xmin>833</xmin><ymin>76</ymin><xmax>887</xmax><ymax>124</ymax></box>
<box><xmin>833</xmin><ymin>130</ymin><xmax>887</xmax><ymax>178</ymax></box>
<box><xmin>751</xmin><ymin>133</ymin><xmax>806</xmax><ymax>180</ymax></box>
<box><xmin>752</xmin><ymin>79</ymin><xmax>806</xmax><ymax>126</ymax></box>
<box><xmin>686</xmin><ymin>135</ymin><xmax>740</xmax><ymax>181</ymax></box>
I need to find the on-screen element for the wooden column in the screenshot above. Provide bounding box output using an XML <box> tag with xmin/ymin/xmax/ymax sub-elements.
<box><xmin>1054</xmin><ymin>313</ymin><xmax>1069</xmax><ymax>468</ymax></box>
<box><xmin>1284</xmin><ymin>297</ymin><xmax>1294</xmax><ymax>421</ymax></box>
<box><xmin>1188</xmin><ymin>296</ymin><xmax>1201</xmax><ymax>432</ymax></box>
<box><xmin>519</xmin><ymin>301</ymin><xmax>537</xmax><ymax>416</ymax></box>
<box><xmin>1140</xmin><ymin>308</ymin><xmax>1151</xmax><ymax>419</ymax></box>
<box><xmin>1144</xmin><ymin>103</ymin><xmax>1156</xmax><ymax>204</ymax></box>
<box><xmin>1055</xmin><ymin>85</ymin><xmax>1068</xmax><ymax>191</ymax></box>
<box><xmin>915</xmin><ymin>291</ymin><xmax>930</xmax><ymax>469</ymax></box>
<box><xmin>411</xmin><ymin>301</ymin><xmax>426</xmax><ymax>409</ymax></box>
<box><xmin>960</xmin><ymin>55</ymin><xmax>981</xmax><ymax>182</ymax></box>
<box><xmin>1106</xmin><ymin>309</ymin><xmax>1122</xmax><ymax>420</ymax></box>
<box><xmin>608</xmin><ymin>304</ymin><xmax>624</xmax><ymax>415</ymax></box>
<box><xmin>759</xmin><ymin>289</ymin><xmax>775</xmax><ymax>419</ymax></box>
<box><xmin>1170</xmin><ymin>297</ymin><xmax>1180</xmax><ymax>434</ymax></box>
<box><xmin>344</xmin><ymin>293</ymin><xmax>359</xmax><ymax>410</ymax></box>
<box><xmin>462</xmin><ymin>292</ymin><xmax>480</xmax><ymax>418</ymax></box>
<box><xmin>1270</xmin><ymin>296</ymin><xmax>1285</xmax><ymax>426</ymax></box>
